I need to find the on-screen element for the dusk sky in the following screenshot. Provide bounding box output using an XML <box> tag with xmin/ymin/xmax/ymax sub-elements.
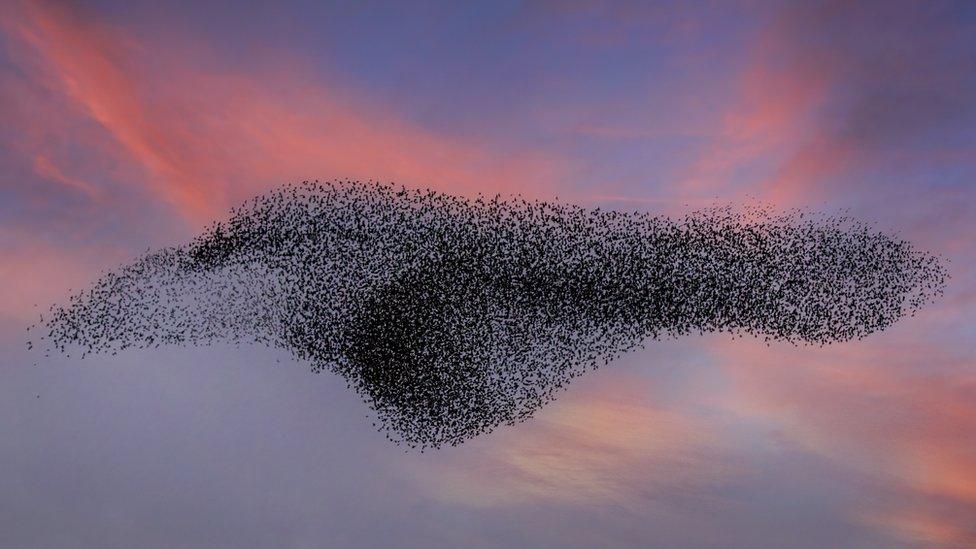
<box><xmin>2</xmin><ymin>1</ymin><xmax>975</xmax><ymax>547</ymax></box>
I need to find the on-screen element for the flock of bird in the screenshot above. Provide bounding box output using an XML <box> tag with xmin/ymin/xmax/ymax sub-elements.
<box><xmin>30</xmin><ymin>180</ymin><xmax>947</xmax><ymax>448</ymax></box>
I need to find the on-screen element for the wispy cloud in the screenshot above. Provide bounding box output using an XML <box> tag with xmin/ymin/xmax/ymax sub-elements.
<box><xmin>716</xmin><ymin>336</ymin><xmax>976</xmax><ymax>545</ymax></box>
<box><xmin>2</xmin><ymin>0</ymin><xmax>566</xmax><ymax>227</ymax></box>
<box><xmin>414</xmin><ymin>373</ymin><xmax>743</xmax><ymax>511</ymax></box>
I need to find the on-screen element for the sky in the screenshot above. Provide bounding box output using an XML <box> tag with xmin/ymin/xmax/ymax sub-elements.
<box><xmin>1</xmin><ymin>0</ymin><xmax>975</xmax><ymax>547</ymax></box>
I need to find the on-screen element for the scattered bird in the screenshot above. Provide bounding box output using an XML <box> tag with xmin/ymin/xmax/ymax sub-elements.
<box><xmin>31</xmin><ymin>180</ymin><xmax>947</xmax><ymax>449</ymax></box>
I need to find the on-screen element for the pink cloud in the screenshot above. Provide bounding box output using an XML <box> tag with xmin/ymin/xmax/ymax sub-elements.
<box><xmin>3</xmin><ymin>0</ymin><xmax>566</xmax><ymax>228</ymax></box>
<box><xmin>412</xmin><ymin>373</ymin><xmax>743</xmax><ymax>512</ymax></box>
<box><xmin>32</xmin><ymin>153</ymin><xmax>102</xmax><ymax>199</ymax></box>
<box><xmin>714</xmin><ymin>336</ymin><xmax>976</xmax><ymax>545</ymax></box>
<box><xmin>0</xmin><ymin>228</ymin><xmax>131</xmax><ymax>325</ymax></box>
<box><xmin>673</xmin><ymin>1</ymin><xmax>976</xmax><ymax>210</ymax></box>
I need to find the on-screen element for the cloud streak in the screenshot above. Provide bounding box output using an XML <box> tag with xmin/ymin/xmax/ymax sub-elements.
<box><xmin>2</xmin><ymin>0</ymin><xmax>565</xmax><ymax>227</ymax></box>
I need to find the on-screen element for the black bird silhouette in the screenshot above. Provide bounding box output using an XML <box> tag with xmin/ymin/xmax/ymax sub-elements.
<box><xmin>32</xmin><ymin>180</ymin><xmax>947</xmax><ymax>448</ymax></box>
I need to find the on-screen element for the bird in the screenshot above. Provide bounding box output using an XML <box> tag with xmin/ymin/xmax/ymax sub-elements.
<box><xmin>31</xmin><ymin>179</ymin><xmax>947</xmax><ymax>449</ymax></box>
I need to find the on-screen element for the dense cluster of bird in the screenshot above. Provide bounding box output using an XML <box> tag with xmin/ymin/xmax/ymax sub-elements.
<box><xmin>31</xmin><ymin>180</ymin><xmax>947</xmax><ymax>448</ymax></box>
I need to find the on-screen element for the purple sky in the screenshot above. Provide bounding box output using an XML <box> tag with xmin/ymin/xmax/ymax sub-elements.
<box><xmin>2</xmin><ymin>1</ymin><xmax>975</xmax><ymax>547</ymax></box>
